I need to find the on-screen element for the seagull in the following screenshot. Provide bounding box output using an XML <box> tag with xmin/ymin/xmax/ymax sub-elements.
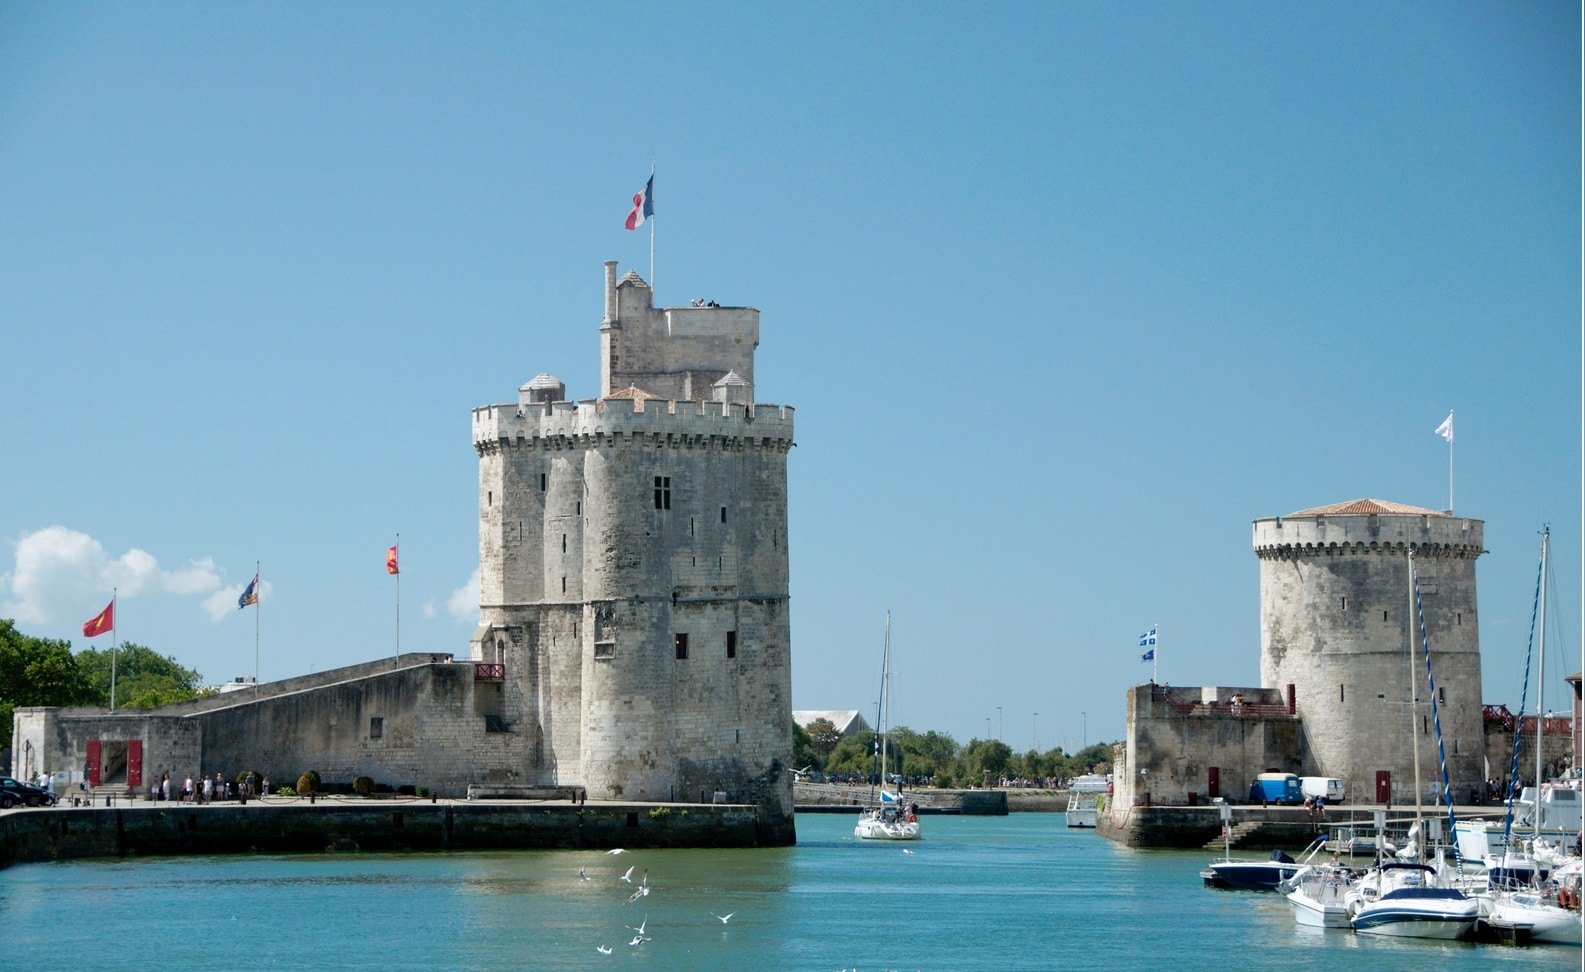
<box><xmin>626</xmin><ymin>918</ymin><xmax>647</xmax><ymax>936</ymax></box>
<box><xmin>606</xmin><ymin>848</ymin><xmax>627</xmax><ymax>855</ymax></box>
<box><xmin>711</xmin><ymin>912</ymin><xmax>736</xmax><ymax>924</ymax></box>
<box><xmin>902</xmin><ymin>849</ymin><xmax>915</xmax><ymax>856</ymax></box>
<box><xmin>596</xmin><ymin>946</ymin><xmax>612</xmax><ymax>955</ymax></box>
<box><xmin>626</xmin><ymin>886</ymin><xmax>646</xmax><ymax>904</ymax></box>
<box><xmin>628</xmin><ymin>935</ymin><xmax>645</xmax><ymax>947</ymax></box>
<box><xmin>578</xmin><ymin>867</ymin><xmax>589</xmax><ymax>881</ymax></box>
<box><xmin>620</xmin><ymin>865</ymin><xmax>635</xmax><ymax>883</ymax></box>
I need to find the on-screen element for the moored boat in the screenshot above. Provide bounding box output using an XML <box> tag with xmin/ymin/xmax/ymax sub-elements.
<box><xmin>1348</xmin><ymin>862</ymin><xmax>1479</xmax><ymax>939</ymax></box>
<box><xmin>1286</xmin><ymin>864</ymin><xmax>1356</xmax><ymax>928</ymax></box>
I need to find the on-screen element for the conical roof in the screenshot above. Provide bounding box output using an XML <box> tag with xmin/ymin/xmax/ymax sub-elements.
<box><xmin>1286</xmin><ymin>499</ymin><xmax>1447</xmax><ymax>517</ymax></box>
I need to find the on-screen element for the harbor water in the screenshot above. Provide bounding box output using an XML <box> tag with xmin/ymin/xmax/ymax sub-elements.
<box><xmin>1</xmin><ymin>811</ymin><xmax>1576</xmax><ymax>969</ymax></box>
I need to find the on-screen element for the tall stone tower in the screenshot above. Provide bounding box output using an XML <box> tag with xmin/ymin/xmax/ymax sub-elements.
<box><xmin>1253</xmin><ymin>499</ymin><xmax>1484</xmax><ymax>806</ymax></box>
<box><xmin>469</xmin><ymin>262</ymin><xmax>796</xmax><ymax>843</ymax></box>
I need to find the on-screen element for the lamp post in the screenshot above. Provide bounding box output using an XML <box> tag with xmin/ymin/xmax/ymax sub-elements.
<box><xmin>985</xmin><ymin>716</ymin><xmax>991</xmax><ymax>739</ymax></box>
<box><xmin>1033</xmin><ymin>712</ymin><xmax>1039</xmax><ymax>751</ymax></box>
<box><xmin>997</xmin><ymin>706</ymin><xmax>1003</xmax><ymax>743</ymax></box>
<box><xmin>1082</xmin><ymin>711</ymin><xmax>1087</xmax><ymax>751</ymax></box>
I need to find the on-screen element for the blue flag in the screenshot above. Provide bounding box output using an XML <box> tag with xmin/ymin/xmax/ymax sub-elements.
<box><xmin>1141</xmin><ymin>647</ymin><xmax>1155</xmax><ymax>662</ymax></box>
<box><xmin>238</xmin><ymin>574</ymin><xmax>259</xmax><ymax>609</ymax></box>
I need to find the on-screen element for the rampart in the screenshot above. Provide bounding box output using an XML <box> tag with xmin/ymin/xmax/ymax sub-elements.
<box><xmin>472</xmin><ymin>398</ymin><xmax>795</xmax><ymax>453</ymax></box>
<box><xmin>0</xmin><ymin>800</ymin><xmax>768</xmax><ymax>870</ymax></box>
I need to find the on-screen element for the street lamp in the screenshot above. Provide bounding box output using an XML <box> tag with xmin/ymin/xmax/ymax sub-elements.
<box><xmin>985</xmin><ymin>716</ymin><xmax>991</xmax><ymax>739</ymax></box>
<box><xmin>1033</xmin><ymin>712</ymin><xmax>1039</xmax><ymax>751</ymax></box>
<box><xmin>997</xmin><ymin>706</ymin><xmax>1003</xmax><ymax>743</ymax></box>
<box><xmin>1082</xmin><ymin>711</ymin><xmax>1087</xmax><ymax>751</ymax></box>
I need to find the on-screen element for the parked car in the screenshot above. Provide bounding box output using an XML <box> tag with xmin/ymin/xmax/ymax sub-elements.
<box><xmin>0</xmin><ymin>776</ymin><xmax>57</xmax><ymax>809</ymax></box>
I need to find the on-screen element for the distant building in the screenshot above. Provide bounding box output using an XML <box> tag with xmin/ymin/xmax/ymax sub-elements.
<box><xmin>793</xmin><ymin>711</ymin><xmax>871</xmax><ymax>737</ymax></box>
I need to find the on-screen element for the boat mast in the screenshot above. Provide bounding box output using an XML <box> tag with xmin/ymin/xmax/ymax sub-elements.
<box><xmin>1533</xmin><ymin>526</ymin><xmax>1549</xmax><ymax>840</ymax></box>
<box><xmin>1407</xmin><ymin>549</ymin><xmax>1424</xmax><ymax>848</ymax></box>
<box><xmin>881</xmin><ymin>611</ymin><xmax>891</xmax><ymax>794</ymax></box>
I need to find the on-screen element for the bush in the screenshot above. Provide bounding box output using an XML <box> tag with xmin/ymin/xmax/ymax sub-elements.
<box><xmin>648</xmin><ymin>806</ymin><xmax>671</xmax><ymax>820</ymax></box>
<box><xmin>296</xmin><ymin>770</ymin><xmax>322</xmax><ymax>795</ymax></box>
<box><xmin>353</xmin><ymin>776</ymin><xmax>375</xmax><ymax>796</ymax></box>
<box><xmin>275</xmin><ymin>785</ymin><xmax>295</xmax><ymax>797</ymax></box>
<box><xmin>415</xmin><ymin>785</ymin><xmax>429</xmax><ymax>798</ymax></box>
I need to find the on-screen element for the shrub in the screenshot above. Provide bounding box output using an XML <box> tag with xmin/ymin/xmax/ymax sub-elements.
<box><xmin>296</xmin><ymin>770</ymin><xmax>322</xmax><ymax>795</ymax></box>
<box><xmin>275</xmin><ymin>785</ymin><xmax>295</xmax><ymax>797</ymax></box>
<box><xmin>648</xmin><ymin>806</ymin><xmax>671</xmax><ymax>820</ymax></box>
<box><xmin>415</xmin><ymin>785</ymin><xmax>429</xmax><ymax>798</ymax></box>
<box><xmin>353</xmin><ymin>776</ymin><xmax>375</xmax><ymax>796</ymax></box>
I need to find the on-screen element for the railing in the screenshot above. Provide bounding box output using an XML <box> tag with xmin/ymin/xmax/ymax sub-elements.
<box><xmin>474</xmin><ymin>663</ymin><xmax>506</xmax><ymax>682</ymax></box>
<box><xmin>1162</xmin><ymin>699</ymin><xmax>1294</xmax><ymax>719</ymax></box>
<box><xmin>1482</xmin><ymin>705</ymin><xmax>1573</xmax><ymax>735</ymax></box>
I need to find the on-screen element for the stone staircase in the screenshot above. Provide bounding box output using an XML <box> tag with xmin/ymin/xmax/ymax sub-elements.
<box><xmin>1204</xmin><ymin>820</ymin><xmax>1263</xmax><ymax>850</ymax></box>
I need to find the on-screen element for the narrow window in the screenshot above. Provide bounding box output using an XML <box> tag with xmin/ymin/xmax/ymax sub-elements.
<box><xmin>370</xmin><ymin>717</ymin><xmax>384</xmax><ymax>740</ymax></box>
<box><xmin>1456</xmin><ymin>612</ymin><xmax>1462</xmax><ymax>626</ymax></box>
<box><xmin>540</xmin><ymin>472</ymin><xmax>547</xmax><ymax>491</ymax></box>
<box><xmin>717</xmin><ymin>556</ymin><xmax>722</xmax><ymax>570</ymax></box>
<box><xmin>654</xmin><ymin>476</ymin><xmax>671</xmax><ymax>510</ymax></box>
<box><xmin>720</xmin><ymin>506</ymin><xmax>727</xmax><ymax>523</ymax></box>
<box><xmin>561</xmin><ymin>576</ymin><xmax>566</xmax><ymax>593</ymax></box>
<box><xmin>690</xmin><ymin>517</ymin><xmax>695</xmax><ymax>536</ymax></box>
<box><xmin>727</xmin><ymin>631</ymin><xmax>737</xmax><ymax>659</ymax></box>
<box><xmin>561</xmin><ymin>534</ymin><xmax>567</xmax><ymax>553</ymax></box>
<box><xmin>487</xmin><ymin>490</ymin><xmax>492</xmax><ymax>506</ymax></box>
<box><xmin>576</xmin><ymin>501</ymin><xmax>582</xmax><ymax>516</ymax></box>
<box><xmin>1382</xmin><ymin>610</ymin><xmax>1388</xmax><ymax>621</ymax></box>
<box><xmin>1340</xmin><ymin>596</ymin><xmax>1347</xmax><ymax>611</ymax></box>
<box><xmin>674</xmin><ymin>633</ymin><xmax>689</xmax><ymax>660</ymax></box>
<box><xmin>1438</xmin><ymin>686</ymin><xmax>1445</xmax><ymax>704</ymax></box>
<box><xmin>1340</xmin><ymin>684</ymin><xmax>1345</xmax><ymax>702</ymax></box>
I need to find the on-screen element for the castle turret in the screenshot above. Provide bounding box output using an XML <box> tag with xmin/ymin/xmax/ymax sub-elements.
<box><xmin>1253</xmin><ymin>499</ymin><xmax>1484</xmax><ymax>805</ymax></box>
<box><xmin>472</xmin><ymin>263</ymin><xmax>795</xmax><ymax>843</ymax></box>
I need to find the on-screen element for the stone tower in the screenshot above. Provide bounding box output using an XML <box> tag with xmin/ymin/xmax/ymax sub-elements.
<box><xmin>1253</xmin><ymin>499</ymin><xmax>1485</xmax><ymax>806</ymax></box>
<box><xmin>470</xmin><ymin>263</ymin><xmax>796</xmax><ymax>843</ymax></box>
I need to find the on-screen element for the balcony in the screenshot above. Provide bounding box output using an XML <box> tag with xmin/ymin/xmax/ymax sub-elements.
<box><xmin>474</xmin><ymin>663</ymin><xmax>506</xmax><ymax>682</ymax></box>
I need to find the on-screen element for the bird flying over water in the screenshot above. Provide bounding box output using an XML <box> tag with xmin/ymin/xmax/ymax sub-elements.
<box><xmin>902</xmin><ymin>849</ymin><xmax>915</xmax><ymax>856</ymax></box>
<box><xmin>628</xmin><ymin>935</ymin><xmax>645</xmax><ymax>947</ymax></box>
<box><xmin>626</xmin><ymin>918</ymin><xmax>647</xmax><ymax>935</ymax></box>
<box><xmin>596</xmin><ymin>945</ymin><xmax>611</xmax><ymax>955</ymax></box>
<box><xmin>711</xmin><ymin>911</ymin><xmax>736</xmax><ymax>923</ymax></box>
<box><xmin>620</xmin><ymin>865</ymin><xmax>635</xmax><ymax>883</ymax></box>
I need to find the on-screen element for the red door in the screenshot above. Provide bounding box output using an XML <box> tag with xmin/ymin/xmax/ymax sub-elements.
<box><xmin>86</xmin><ymin>739</ymin><xmax>101</xmax><ymax>787</ymax></box>
<box><xmin>1375</xmin><ymin>770</ymin><xmax>1391</xmax><ymax>803</ymax></box>
<box><xmin>126</xmin><ymin>740</ymin><xmax>143</xmax><ymax>789</ymax></box>
<box><xmin>1208</xmin><ymin>767</ymin><xmax>1220</xmax><ymax>800</ymax></box>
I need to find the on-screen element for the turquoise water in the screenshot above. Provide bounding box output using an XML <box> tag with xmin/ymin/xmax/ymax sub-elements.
<box><xmin>1</xmin><ymin>812</ymin><xmax>1576</xmax><ymax>969</ymax></box>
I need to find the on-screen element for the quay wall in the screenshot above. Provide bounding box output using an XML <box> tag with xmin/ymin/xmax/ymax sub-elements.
<box><xmin>0</xmin><ymin>801</ymin><xmax>766</xmax><ymax>870</ymax></box>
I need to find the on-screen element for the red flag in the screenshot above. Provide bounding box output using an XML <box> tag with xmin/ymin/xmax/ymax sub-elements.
<box><xmin>82</xmin><ymin>599</ymin><xmax>114</xmax><ymax>638</ymax></box>
<box><xmin>386</xmin><ymin>544</ymin><xmax>399</xmax><ymax>575</ymax></box>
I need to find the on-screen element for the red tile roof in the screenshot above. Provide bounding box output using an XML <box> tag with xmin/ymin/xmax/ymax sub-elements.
<box><xmin>1287</xmin><ymin>498</ymin><xmax>1448</xmax><ymax>517</ymax></box>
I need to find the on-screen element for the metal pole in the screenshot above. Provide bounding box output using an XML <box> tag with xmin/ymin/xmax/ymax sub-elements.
<box><xmin>1082</xmin><ymin>711</ymin><xmax>1087</xmax><ymax>750</ymax></box>
<box><xmin>1407</xmin><ymin>550</ymin><xmax>1424</xmax><ymax>840</ymax></box>
<box><xmin>109</xmin><ymin>589</ymin><xmax>118</xmax><ymax>712</ymax></box>
<box><xmin>254</xmin><ymin>560</ymin><xmax>260</xmax><ymax>686</ymax></box>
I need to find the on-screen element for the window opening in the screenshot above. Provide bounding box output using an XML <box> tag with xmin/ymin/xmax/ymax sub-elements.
<box><xmin>654</xmin><ymin>476</ymin><xmax>671</xmax><ymax>510</ymax></box>
<box><xmin>674</xmin><ymin>633</ymin><xmax>689</xmax><ymax>660</ymax></box>
<box><xmin>727</xmin><ymin>630</ymin><xmax>737</xmax><ymax>659</ymax></box>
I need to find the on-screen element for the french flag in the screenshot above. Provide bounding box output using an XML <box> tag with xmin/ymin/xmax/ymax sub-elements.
<box><xmin>624</xmin><ymin>174</ymin><xmax>654</xmax><ymax>230</ymax></box>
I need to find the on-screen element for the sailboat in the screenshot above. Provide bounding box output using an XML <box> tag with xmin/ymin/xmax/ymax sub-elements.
<box><xmin>855</xmin><ymin>612</ymin><xmax>920</xmax><ymax>841</ymax></box>
<box><xmin>1481</xmin><ymin>527</ymin><xmax>1584</xmax><ymax>944</ymax></box>
<box><xmin>1349</xmin><ymin>548</ymin><xmax>1479</xmax><ymax>939</ymax></box>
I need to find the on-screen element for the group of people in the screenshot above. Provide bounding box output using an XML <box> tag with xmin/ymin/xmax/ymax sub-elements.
<box><xmin>148</xmin><ymin>771</ymin><xmax>267</xmax><ymax>803</ymax></box>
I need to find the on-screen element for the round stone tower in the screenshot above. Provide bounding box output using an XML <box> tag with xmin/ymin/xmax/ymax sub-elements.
<box><xmin>1253</xmin><ymin>499</ymin><xmax>1484</xmax><ymax>807</ymax></box>
<box><xmin>471</xmin><ymin>264</ymin><xmax>795</xmax><ymax>844</ymax></box>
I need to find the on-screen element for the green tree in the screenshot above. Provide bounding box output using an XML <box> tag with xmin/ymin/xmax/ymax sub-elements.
<box><xmin>0</xmin><ymin>620</ymin><xmax>95</xmax><ymax>749</ymax></box>
<box><xmin>792</xmin><ymin>720</ymin><xmax>819</xmax><ymax>771</ymax></box>
<box><xmin>804</xmin><ymin>717</ymin><xmax>843</xmax><ymax>761</ymax></box>
<box><xmin>75</xmin><ymin>642</ymin><xmax>209</xmax><ymax>709</ymax></box>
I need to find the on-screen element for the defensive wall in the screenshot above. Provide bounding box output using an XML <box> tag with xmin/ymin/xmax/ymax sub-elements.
<box><xmin>0</xmin><ymin>800</ymin><xmax>768</xmax><ymax>871</ymax></box>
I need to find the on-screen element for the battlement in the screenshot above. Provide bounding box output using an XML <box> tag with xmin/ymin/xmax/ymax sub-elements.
<box><xmin>1253</xmin><ymin>508</ymin><xmax>1483</xmax><ymax>559</ymax></box>
<box><xmin>472</xmin><ymin>398</ymin><xmax>794</xmax><ymax>453</ymax></box>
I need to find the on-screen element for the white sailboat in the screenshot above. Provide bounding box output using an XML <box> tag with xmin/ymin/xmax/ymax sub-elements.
<box><xmin>855</xmin><ymin>612</ymin><xmax>920</xmax><ymax>842</ymax></box>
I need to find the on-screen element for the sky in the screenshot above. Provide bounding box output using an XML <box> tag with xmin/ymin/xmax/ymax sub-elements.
<box><xmin>1</xmin><ymin>3</ymin><xmax>1579</xmax><ymax>752</ymax></box>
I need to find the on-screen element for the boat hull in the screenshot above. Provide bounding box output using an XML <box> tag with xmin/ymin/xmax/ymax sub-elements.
<box><xmin>1202</xmin><ymin>861</ymin><xmax>1300</xmax><ymax>891</ymax></box>
<box><xmin>1485</xmin><ymin>894</ymin><xmax>1584</xmax><ymax>945</ymax></box>
<box><xmin>1287</xmin><ymin>891</ymin><xmax>1350</xmax><ymax>929</ymax></box>
<box><xmin>854</xmin><ymin>817</ymin><xmax>920</xmax><ymax>841</ymax></box>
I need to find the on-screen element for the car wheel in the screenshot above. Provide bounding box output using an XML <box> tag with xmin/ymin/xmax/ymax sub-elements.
<box><xmin>25</xmin><ymin>795</ymin><xmax>40</xmax><ymax>807</ymax></box>
<box><xmin>0</xmin><ymin>795</ymin><xmax>14</xmax><ymax>809</ymax></box>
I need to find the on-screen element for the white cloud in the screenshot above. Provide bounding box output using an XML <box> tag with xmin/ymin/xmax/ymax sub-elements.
<box><xmin>446</xmin><ymin>567</ymin><xmax>480</xmax><ymax>623</ymax></box>
<box><xmin>1</xmin><ymin>526</ymin><xmax>225</xmax><ymax>624</ymax></box>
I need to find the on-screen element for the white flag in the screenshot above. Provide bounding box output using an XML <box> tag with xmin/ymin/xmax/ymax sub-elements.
<box><xmin>1434</xmin><ymin>411</ymin><xmax>1453</xmax><ymax>443</ymax></box>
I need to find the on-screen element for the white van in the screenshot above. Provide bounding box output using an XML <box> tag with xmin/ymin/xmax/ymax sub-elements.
<box><xmin>1301</xmin><ymin>777</ymin><xmax>1344</xmax><ymax>803</ymax></box>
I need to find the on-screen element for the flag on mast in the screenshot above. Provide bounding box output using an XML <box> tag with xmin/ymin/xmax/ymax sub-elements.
<box><xmin>1139</xmin><ymin>625</ymin><xmax>1157</xmax><ymax>662</ymax></box>
<box><xmin>1435</xmin><ymin>411</ymin><xmax>1453</xmax><ymax>443</ymax></box>
<box><xmin>82</xmin><ymin>599</ymin><xmax>115</xmax><ymax>638</ymax></box>
<box><xmin>238</xmin><ymin>573</ymin><xmax>259</xmax><ymax>609</ymax></box>
<box><xmin>386</xmin><ymin>544</ymin><xmax>400</xmax><ymax>575</ymax></box>
<box><xmin>624</xmin><ymin>173</ymin><xmax>654</xmax><ymax>230</ymax></box>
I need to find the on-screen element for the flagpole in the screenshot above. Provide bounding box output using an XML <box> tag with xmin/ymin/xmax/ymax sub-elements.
<box><xmin>648</xmin><ymin>162</ymin><xmax>656</xmax><ymax>292</ymax></box>
<box><xmin>254</xmin><ymin>560</ymin><xmax>261</xmax><ymax>687</ymax></box>
<box><xmin>1447</xmin><ymin>411</ymin><xmax>1454</xmax><ymax>513</ymax></box>
<box><xmin>394</xmin><ymin>533</ymin><xmax>401</xmax><ymax>659</ymax></box>
<box><xmin>109</xmin><ymin>589</ymin><xmax>118</xmax><ymax>712</ymax></box>
<box><xmin>1153</xmin><ymin>622</ymin><xmax>1159</xmax><ymax>685</ymax></box>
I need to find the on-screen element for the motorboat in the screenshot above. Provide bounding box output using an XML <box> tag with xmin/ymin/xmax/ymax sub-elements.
<box><xmin>1286</xmin><ymin>864</ymin><xmax>1357</xmax><ymax>928</ymax></box>
<box><xmin>1064</xmin><ymin>775</ymin><xmax>1108</xmax><ymax>829</ymax></box>
<box><xmin>1202</xmin><ymin>848</ymin><xmax>1304</xmax><ymax>891</ymax></box>
<box><xmin>1484</xmin><ymin>886</ymin><xmax>1583</xmax><ymax>945</ymax></box>
<box><xmin>1348</xmin><ymin>862</ymin><xmax>1479</xmax><ymax>939</ymax></box>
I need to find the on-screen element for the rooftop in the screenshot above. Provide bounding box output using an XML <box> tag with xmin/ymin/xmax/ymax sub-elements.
<box><xmin>1286</xmin><ymin>498</ymin><xmax>1448</xmax><ymax>518</ymax></box>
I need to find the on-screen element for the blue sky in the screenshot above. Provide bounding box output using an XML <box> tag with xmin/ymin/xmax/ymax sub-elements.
<box><xmin>1</xmin><ymin>4</ymin><xmax>1578</xmax><ymax>750</ymax></box>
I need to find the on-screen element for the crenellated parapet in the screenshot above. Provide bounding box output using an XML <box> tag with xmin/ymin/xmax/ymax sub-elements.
<box><xmin>472</xmin><ymin>398</ymin><xmax>795</xmax><ymax>456</ymax></box>
<box><xmin>1253</xmin><ymin>508</ymin><xmax>1483</xmax><ymax>561</ymax></box>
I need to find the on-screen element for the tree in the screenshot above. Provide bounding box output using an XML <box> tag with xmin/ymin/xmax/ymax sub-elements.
<box><xmin>792</xmin><ymin>720</ymin><xmax>819</xmax><ymax>771</ymax></box>
<box><xmin>0</xmin><ymin>620</ymin><xmax>95</xmax><ymax>749</ymax></box>
<box><xmin>804</xmin><ymin>717</ymin><xmax>843</xmax><ymax>760</ymax></box>
<box><xmin>75</xmin><ymin>642</ymin><xmax>209</xmax><ymax>709</ymax></box>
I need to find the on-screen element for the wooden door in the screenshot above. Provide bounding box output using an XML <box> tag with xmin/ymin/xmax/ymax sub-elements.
<box><xmin>86</xmin><ymin>739</ymin><xmax>101</xmax><ymax>787</ymax></box>
<box><xmin>126</xmin><ymin>740</ymin><xmax>143</xmax><ymax>789</ymax></box>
